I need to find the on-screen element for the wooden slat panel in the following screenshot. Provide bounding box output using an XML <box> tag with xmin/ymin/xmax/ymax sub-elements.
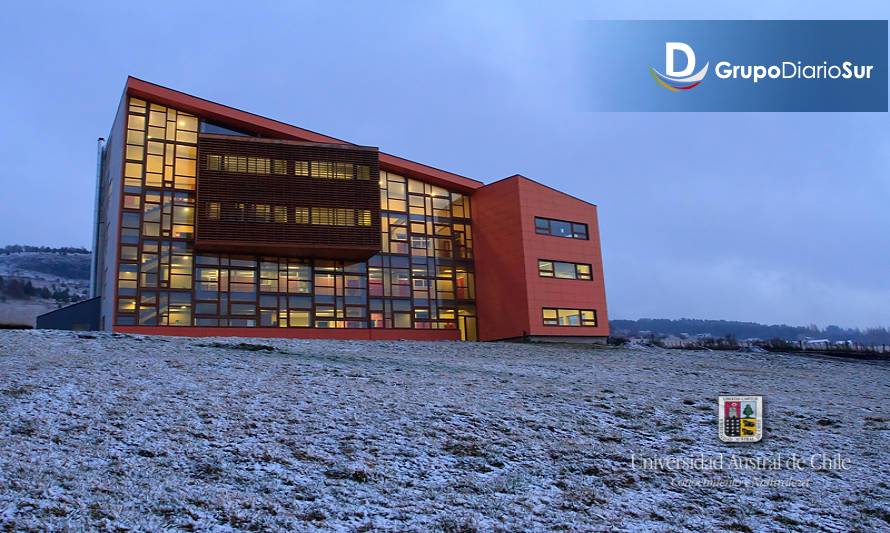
<box><xmin>196</xmin><ymin>134</ymin><xmax>381</xmax><ymax>259</ymax></box>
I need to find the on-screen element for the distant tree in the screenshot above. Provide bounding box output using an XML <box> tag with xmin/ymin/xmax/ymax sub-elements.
<box><xmin>0</xmin><ymin>244</ymin><xmax>89</xmax><ymax>255</ymax></box>
<box><xmin>5</xmin><ymin>279</ymin><xmax>25</xmax><ymax>299</ymax></box>
<box><xmin>52</xmin><ymin>288</ymin><xmax>72</xmax><ymax>302</ymax></box>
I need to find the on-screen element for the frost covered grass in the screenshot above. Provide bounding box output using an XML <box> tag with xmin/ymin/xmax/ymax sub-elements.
<box><xmin>0</xmin><ymin>330</ymin><xmax>888</xmax><ymax>531</ymax></box>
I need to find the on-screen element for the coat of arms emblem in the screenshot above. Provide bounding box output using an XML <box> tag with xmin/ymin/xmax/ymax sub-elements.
<box><xmin>718</xmin><ymin>395</ymin><xmax>763</xmax><ymax>442</ymax></box>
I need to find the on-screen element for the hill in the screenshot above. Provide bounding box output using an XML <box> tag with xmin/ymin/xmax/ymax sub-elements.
<box><xmin>610</xmin><ymin>318</ymin><xmax>890</xmax><ymax>345</ymax></box>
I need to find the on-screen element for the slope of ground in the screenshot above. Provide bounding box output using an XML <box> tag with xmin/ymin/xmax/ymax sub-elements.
<box><xmin>0</xmin><ymin>331</ymin><xmax>887</xmax><ymax>531</ymax></box>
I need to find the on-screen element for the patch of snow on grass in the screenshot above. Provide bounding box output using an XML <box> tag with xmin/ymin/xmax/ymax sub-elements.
<box><xmin>0</xmin><ymin>330</ymin><xmax>887</xmax><ymax>531</ymax></box>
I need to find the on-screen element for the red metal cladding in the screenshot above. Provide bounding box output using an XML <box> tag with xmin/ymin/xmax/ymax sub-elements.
<box><xmin>472</xmin><ymin>175</ymin><xmax>609</xmax><ymax>341</ymax></box>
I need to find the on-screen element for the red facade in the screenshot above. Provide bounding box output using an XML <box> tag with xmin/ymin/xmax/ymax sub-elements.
<box><xmin>474</xmin><ymin>176</ymin><xmax>609</xmax><ymax>341</ymax></box>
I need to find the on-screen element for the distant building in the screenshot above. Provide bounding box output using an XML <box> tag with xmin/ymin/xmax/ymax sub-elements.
<box><xmin>40</xmin><ymin>78</ymin><xmax>608</xmax><ymax>342</ymax></box>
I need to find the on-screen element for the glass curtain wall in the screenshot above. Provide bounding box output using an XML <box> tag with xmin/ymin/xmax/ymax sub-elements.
<box><xmin>116</xmin><ymin>98</ymin><xmax>477</xmax><ymax>340</ymax></box>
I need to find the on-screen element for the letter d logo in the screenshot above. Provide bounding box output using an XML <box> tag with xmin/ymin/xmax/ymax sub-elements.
<box><xmin>649</xmin><ymin>42</ymin><xmax>709</xmax><ymax>92</ymax></box>
<box><xmin>666</xmin><ymin>42</ymin><xmax>695</xmax><ymax>77</ymax></box>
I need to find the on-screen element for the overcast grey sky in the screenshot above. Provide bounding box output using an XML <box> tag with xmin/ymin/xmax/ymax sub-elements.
<box><xmin>1</xmin><ymin>1</ymin><xmax>887</xmax><ymax>329</ymax></box>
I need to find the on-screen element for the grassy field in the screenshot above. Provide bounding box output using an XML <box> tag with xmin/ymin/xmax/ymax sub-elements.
<box><xmin>0</xmin><ymin>330</ymin><xmax>888</xmax><ymax>531</ymax></box>
<box><xmin>0</xmin><ymin>300</ymin><xmax>57</xmax><ymax>327</ymax></box>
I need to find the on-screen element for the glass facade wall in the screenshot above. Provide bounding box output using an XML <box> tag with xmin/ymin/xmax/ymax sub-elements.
<box><xmin>116</xmin><ymin>98</ymin><xmax>477</xmax><ymax>340</ymax></box>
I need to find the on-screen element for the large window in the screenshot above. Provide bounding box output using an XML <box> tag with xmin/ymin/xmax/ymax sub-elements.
<box><xmin>538</xmin><ymin>260</ymin><xmax>592</xmax><ymax>280</ymax></box>
<box><xmin>534</xmin><ymin>217</ymin><xmax>588</xmax><ymax>240</ymax></box>
<box><xmin>542</xmin><ymin>308</ymin><xmax>597</xmax><ymax>327</ymax></box>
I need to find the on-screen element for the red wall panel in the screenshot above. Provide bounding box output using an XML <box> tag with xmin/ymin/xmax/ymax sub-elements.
<box><xmin>472</xmin><ymin>178</ymin><xmax>531</xmax><ymax>341</ymax></box>
<box><xmin>472</xmin><ymin>176</ymin><xmax>609</xmax><ymax>341</ymax></box>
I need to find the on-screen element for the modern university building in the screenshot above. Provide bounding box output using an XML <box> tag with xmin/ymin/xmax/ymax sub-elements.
<box><xmin>39</xmin><ymin>77</ymin><xmax>609</xmax><ymax>342</ymax></box>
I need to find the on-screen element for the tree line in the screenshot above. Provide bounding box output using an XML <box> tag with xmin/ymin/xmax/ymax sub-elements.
<box><xmin>610</xmin><ymin>318</ymin><xmax>890</xmax><ymax>345</ymax></box>
<box><xmin>0</xmin><ymin>275</ymin><xmax>85</xmax><ymax>303</ymax></box>
<box><xmin>0</xmin><ymin>245</ymin><xmax>89</xmax><ymax>255</ymax></box>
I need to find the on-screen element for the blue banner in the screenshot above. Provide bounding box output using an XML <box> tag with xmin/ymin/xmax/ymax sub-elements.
<box><xmin>583</xmin><ymin>20</ymin><xmax>888</xmax><ymax>112</ymax></box>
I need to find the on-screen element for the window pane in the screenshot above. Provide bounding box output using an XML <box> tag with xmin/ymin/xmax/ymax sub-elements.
<box><xmin>572</xmin><ymin>223</ymin><xmax>588</xmax><ymax>239</ymax></box>
<box><xmin>557</xmin><ymin>309</ymin><xmax>580</xmax><ymax>326</ymax></box>
<box><xmin>538</xmin><ymin>260</ymin><xmax>553</xmax><ymax>277</ymax></box>
<box><xmin>550</xmin><ymin>220</ymin><xmax>572</xmax><ymax>237</ymax></box>
<box><xmin>554</xmin><ymin>262</ymin><xmax>575</xmax><ymax>279</ymax></box>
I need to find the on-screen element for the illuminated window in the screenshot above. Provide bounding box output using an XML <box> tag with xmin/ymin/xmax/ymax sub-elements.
<box><xmin>207</xmin><ymin>202</ymin><xmax>220</xmax><ymax>220</ymax></box>
<box><xmin>334</xmin><ymin>162</ymin><xmax>353</xmax><ymax>180</ymax></box>
<box><xmin>118</xmin><ymin>298</ymin><xmax>136</xmax><ymax>312</ymax></box>
<box><xmin>173</xmin><ymin>206</ymin><xmax>193</xmax><ymax>225</ymax></box>
<box><xmin>176</xmin><ymin>158</ymin><xmax>196</xmax><ymax>177</ymax></box>
<box><xmin>334</xmin><ymin>208</ymin><xmax>354</xmax><ymax>226</ymax></box>
<box><xmin>146</xmin><ymin>154</ymin><xmax>163</xmax><ymax>174</ymax></box>
<box><xmin>126</xmin><ymin>130</ymin><xmax>145</xmax><ymax>146</ymax></box>
<box><xmin>176</xmin><ymin>145</ymin><xmax>197</xmax><ymax>159</ymax></box>
<box><xmin>311</xmin><ymin>161</ymin><xmax>334</xmax><ymax>179</ymax></box>
<box><xmin>542</xmin><ymin>308</ymin><xmax>597</xmax><ymax>327</ymax></box>
<box><xmin>253</xmin><ymin>204</ymin><xmax>271</xmax><ymax>222</ymax></box>
<box><xmin>247</xmin><ymin>157</ymin><xmax>270</xmax><ymax>174</ymax></box>
<box><xmin>126</xmin><ymin>145</ymin><xmax>143</xmax><ymax>161</ymax></box>
<box><xmin>288</xmin><ymin>310</ymin><xmax>310</xmax><ymax>327</ymax></box>
<box><xmin>274</xmin><ymin>206</ymin><xmax>288</xmax><ymax>223</ymax></box>
<box><xmin>177</xmin><ymin>115</ymin><xmax>198</xmax><ymax>132</ymax></box>
<box><xmin>357</xmin><ymin>209</ymin><xmax>372</xmax><ymax>226</ymax></box>
<box><xmin>272</xmin><ymin>159</ymin><xmax>287</xmax><ymax>175</ymax></box>
<box><xmin>223</xmin><ymin>155</ymin><xmax>247</xmax><ymax>173</ymax></box>
<box><xmin>207</xmin><ymin>154</ymin><xmax>221</xmax><ymax>170</ymax></box>
<box><xmin>128</xmin><ymin>114</ymin><xmax>145</xmax><ymax>131</ymax></box>
<box><xmin>294</xmin><ymin>207</ymin><xmax>310</xmax><ymax>224</ymax></box>
<box><xmin>538</xmin><ymin>260</ymin><xmax>592</xmax><ymax>280</ymax></box>
<box><xmin>129</xmin><ymin>98</ymin><xmax>146</xmax><ymax>113</ymax></box>
<box><xmin>356</xmin><ymin>165</ymin><xmax>370</xmax><ymax>180</ymax></box>
<box><xmin>294</xmin><ymin>161</ymin><xmax>309</xmax><ymax>176</ymax></box>
<box><xmin>312</xmin><ymin>207</ymin><xmax>334</xmax><ymax>225</ymax></box>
